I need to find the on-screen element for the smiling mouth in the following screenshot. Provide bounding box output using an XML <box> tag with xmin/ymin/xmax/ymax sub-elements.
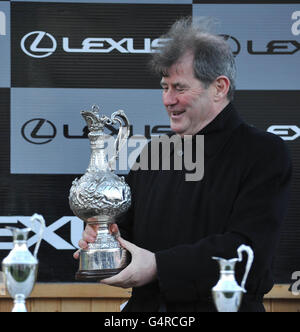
<box><xmin>170</xmin><ymin>110</ymin><xmax>185</xmax><ymax>118</ymax></box>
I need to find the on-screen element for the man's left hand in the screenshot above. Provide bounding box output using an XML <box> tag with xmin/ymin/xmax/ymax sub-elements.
<box><xmin>101</xmin><ymin>236</ymin><xmax>157</xmax><ymax>289</ymax></box>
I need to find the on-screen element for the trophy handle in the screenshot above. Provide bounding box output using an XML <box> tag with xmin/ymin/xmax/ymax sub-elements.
<box><xmin>237</xmin><ymin>244</ymin><xmax>254</xmax><ymax>291</ymax></box>
<box><xmin>108</xmin><ymin>110</ymin><xmax>130</xmax><ymax>169</ymax></box>
<box><xmin>30</xmin><ymin>214</ymin><xmax>46</xmax><ymax>258</ymax></box>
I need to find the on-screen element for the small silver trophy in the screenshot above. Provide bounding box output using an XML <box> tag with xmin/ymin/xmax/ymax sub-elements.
<box><xmin>212</xmin><ymin>244</ymin><xmax>254</xmax><ymax>312</ymax></box>
<box><xmin>2</xmin><ymin>214</ymin><xmax>45</xmax><ymax>312</ymax></box>
<box><xmin>69</xmin><ymin>105</ymin><xmax>131</xmax><ymax>281</ymax></box>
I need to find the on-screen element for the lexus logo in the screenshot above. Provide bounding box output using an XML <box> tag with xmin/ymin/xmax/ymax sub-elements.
<box><xmin>21</xmin><ymin>31</ymin><xmax>57</xmax><ymax>58</ymax></box>
<box><xmin>21</xmin><ymin>118</ymin><xmax>57</xmax><ymax>144</ymax></box>
<box><xmin>20</xmin><ymin>31</ymin><xmax>167</xmax><ymax>57</ymax></box>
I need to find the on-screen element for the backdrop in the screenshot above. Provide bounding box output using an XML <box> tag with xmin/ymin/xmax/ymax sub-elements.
<box><xmin>0</xmin><ymin>0</ymin><xmax>299</xmax><ymax>284</ymax></box>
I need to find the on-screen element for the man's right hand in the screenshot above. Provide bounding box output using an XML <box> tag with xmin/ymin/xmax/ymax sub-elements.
<box><xmin>73</xmin><ymin>223</ymin><xmax>120</xmax><ymax>259</ymax></box>
<box><xmin>73</xmin><ymin>224</ymin><xmax>98</xmax><ymax>259</ymax></box>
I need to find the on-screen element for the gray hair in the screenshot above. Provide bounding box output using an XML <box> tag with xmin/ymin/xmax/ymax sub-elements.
<box><xmin>150</xmin><ymin>17</ymin><xmax>237</xmax><ymax>101</ymax></box>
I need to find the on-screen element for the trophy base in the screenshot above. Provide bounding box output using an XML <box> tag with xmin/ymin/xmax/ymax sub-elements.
<box><xmin>75</xmin><ymin>268</ymin><xmax>124</xmax><ymax>282</ymax></box>
<box><xmin>75</xmin><ymin>222</ymin><xmax>129</xmax><ymax>282</ymax></box>
<box><xmin>75</xmin><ymin>245</ymin><xmax>128</xmax><ymax>282</ymax></box>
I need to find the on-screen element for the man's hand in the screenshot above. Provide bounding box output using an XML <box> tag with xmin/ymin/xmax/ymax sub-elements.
<box><xmin>101</xmin><ymin>236</ymin><xmax>157</xmax><ymax>288</ymax></box>
<box><xmin>73</xmin><ymin>223</ymin><xmax>157</xmax><ymax>288</ymax></box>
<box><xmin>73</xmin><ymin>223</ymin><xmax>98</xmax><ymax>259</ymax></box>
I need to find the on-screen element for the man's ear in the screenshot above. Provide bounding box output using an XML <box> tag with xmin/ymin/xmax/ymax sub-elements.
<box><xmin>213</xmin><ymin>76</ymin><xmax>230</xmax><ymax>102</ymax></box>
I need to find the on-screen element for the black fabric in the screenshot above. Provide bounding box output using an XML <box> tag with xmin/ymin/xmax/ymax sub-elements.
<box><xmin>118</xmin><ymin>102</ymin><xmax>292</xmax><ymax>312</ymax></box>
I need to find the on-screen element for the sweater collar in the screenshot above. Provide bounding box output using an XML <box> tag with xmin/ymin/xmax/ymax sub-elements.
<box><xmin>198</xmin><ymin>102</ymin><xmax>243</xmax><ymax>157</ymax></box>
<box><xmin>168</xmin><ymin>102</ymin><xmax>243</xmax><ymax>158</ymax></box>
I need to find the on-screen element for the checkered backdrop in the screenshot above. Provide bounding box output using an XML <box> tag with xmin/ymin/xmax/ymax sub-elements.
<box><xmin>0</xmin><ymin>0</ymin><xmax>299</xmax><ymax>284</ymax></box>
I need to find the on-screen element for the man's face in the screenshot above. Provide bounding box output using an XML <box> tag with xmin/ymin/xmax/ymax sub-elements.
<box><xmin>160</xmin><ymin>53</ymin><xmax>215</xmax><ymax>136</ymax></box>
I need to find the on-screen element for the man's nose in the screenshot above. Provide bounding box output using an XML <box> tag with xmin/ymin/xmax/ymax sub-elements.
<box><xmin>163</xmin><ymin>90</ymin><xmax>178</xmax><ymax>107</ymax></box>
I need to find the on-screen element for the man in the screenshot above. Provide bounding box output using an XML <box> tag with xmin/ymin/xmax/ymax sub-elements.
<box><xmin>74</xmin><ymin>17</ymin><xmax>291</xmax><ymax>312</ymax></box>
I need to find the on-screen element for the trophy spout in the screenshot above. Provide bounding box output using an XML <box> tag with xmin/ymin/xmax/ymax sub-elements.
<box><xmin>5</xmin><ymin>227</ymin><xmax>31</xmax><ymax>243</ymax></box>
<box><xmin>212</xmin><ymin>256</ymin><xmax>239</xmax><ymax>273</ymax></box>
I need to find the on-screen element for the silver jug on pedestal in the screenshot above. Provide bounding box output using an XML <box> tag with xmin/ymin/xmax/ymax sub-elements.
<box><xmin>212</xmin><ymin>244</ymin><xmax>254</xmax><ymax>312</ymax></box>
<box><xmin>69</xmin><ymin>105</ymin><xmax>131</xmax><ymax>281</ymax></box>
<box><xmin>2</xmin><ymin>214</ymin><xmax>45</xmax><ymax>312</ymax></box>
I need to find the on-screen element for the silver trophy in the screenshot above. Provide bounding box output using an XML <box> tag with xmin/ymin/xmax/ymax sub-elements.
<box><xmin>212</xmin><ymin>244</ymin><xmax>254</xmax><ymax>312</ymax></box>
<box><xmin>69</xmin><ymin>105</ymin><xmax>131</xmax><ymax>281</ymax></box>
<box><xmin>2</xmin><ymin>214</ymin><xmax>45</xmax><ymax>312</ymax></box>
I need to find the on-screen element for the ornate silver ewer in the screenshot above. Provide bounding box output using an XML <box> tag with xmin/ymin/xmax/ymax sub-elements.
<box><xmin>69</xmin><ymin>105</ymin><xmax>131</xmax><ymax>281</ymax></box>
<box><xmin>212</xmin><ymin>245</ymin><xmax>254</xmax><ymax>312</ymax></box>
<box><xmin>2</xmin><ymin>214</ymin><xmax>45</xmax><ymax>312</ymax></box>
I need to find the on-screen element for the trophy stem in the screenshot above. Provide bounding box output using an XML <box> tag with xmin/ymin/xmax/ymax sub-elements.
<box><xmin>12</xmin><ymin>294</ymin><xmax>27</xmax><ymax>312</ymax></box>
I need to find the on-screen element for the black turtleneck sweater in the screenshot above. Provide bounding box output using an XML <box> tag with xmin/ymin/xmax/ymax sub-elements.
<box><xmin>118</xmin><ymin>102</ymin><xmax>292</xmax><ymax>312</ymax></box>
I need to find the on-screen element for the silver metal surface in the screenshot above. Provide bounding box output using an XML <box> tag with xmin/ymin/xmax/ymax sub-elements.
<box><xmin>79</xmin><ymin>222</ymin><xmax>127</xmax><ymax>271</ymax></box>
<box><xmin>69</xmin><ymin>106</ymin><xmax>131</xmax><ymax>279</ymax></box>
<box><xmin>212</xmin><ymin>244</ymin><xmax>254</xmax><ymax>312</ymax></box>
<box><xmin>2</xmin><ymin>214</ymin><xmax>45</xmax><ymax>312</ymax></box>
